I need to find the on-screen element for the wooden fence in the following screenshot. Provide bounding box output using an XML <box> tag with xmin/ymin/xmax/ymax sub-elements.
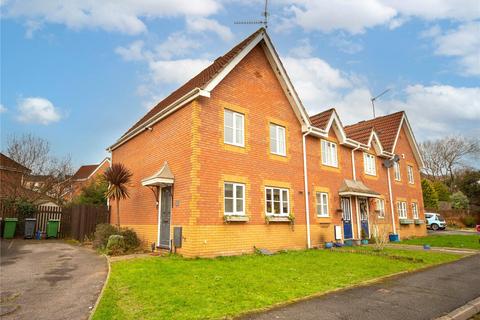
<box><xmin>0</xmin><ymin>202</ymin><xmax>109</xmax><ymax>241</ymax></box>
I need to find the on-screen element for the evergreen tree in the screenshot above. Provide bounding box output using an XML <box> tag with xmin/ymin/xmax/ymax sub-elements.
<box><xmin>422</xmin><ymin>179</ymin><xmax>439</xmax><ymax>209</ymax></box>
<box><xmin>432</xmin><ymin>180</ymin><xmax>451</xmax><ymax>202</ymax></box>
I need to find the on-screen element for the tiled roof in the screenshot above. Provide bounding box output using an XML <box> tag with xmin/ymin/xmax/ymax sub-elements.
<box><xmin>0</xmin><ymin>153</ymin><xmax>30</xmax><ymax>173</ymax></box>
<box><xmin>309</xmin><ymin>108</ymin><xmax>335</xmax><ymax>130</ymax></box>
<box><xmin>72</xmin><ymin>164</ymin><xmax>98</xmax><ymax>180</ymax></box>
<box><xmin>122</xmin><ymin>28</ymin><xmax>265</xmax><ymax>137</ymax></box>
<box><xmin>344</xmin><ymin>111</ymin><xmax>404</xmax><ymax>151</ymax></box>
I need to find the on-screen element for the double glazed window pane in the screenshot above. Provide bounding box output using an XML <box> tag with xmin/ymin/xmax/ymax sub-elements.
<box><xmin>224</xmin><ymin>183</ymin><xmax>244</xmax><ymax>215</ymax></box>
<box><xmin>266</xmin><ymin>187</ymin><xmax>289</xmax><ymax>215</ymax></box>
<box><xmin>270</xmin><ymin>124</ymin><xmax>286</xmax><ymax>156</ymax></box>
<box><xmin>224</xmin><ymin>110</ymin><xmax>244</xmax><ymax>146</ymax></box>
<box><xmin>321</xmin><ymin>140</ymin><xmax>337</xmax><ymax>167</ymax></box>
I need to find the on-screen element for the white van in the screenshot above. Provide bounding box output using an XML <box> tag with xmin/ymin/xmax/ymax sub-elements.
<box><xmin>425</xmin><ymin>212</ymin><xmax>447</xmax><ymax>231</ymax></box>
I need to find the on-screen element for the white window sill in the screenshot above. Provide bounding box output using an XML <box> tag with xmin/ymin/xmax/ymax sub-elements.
<box><xmin>224</xmin><ymin>215</ymin><xmax>249</xmax><ymax>222</ymax></box>
<box><xmin>265</xmin><ymin>215</ymin><xmax>291</xmax><ymax>223</ymax></box>
<box><xmin>224</xmin><ymin>141</ymin><xmax>245</xmax><ymax>148</ymax></box>
<box><xmin>317</xmin><ymin>215</ymin><xmax>330</xmax><ymax>218</ymax></box>
<box><xmin>271</xmin><ymin>152</ymin><xmax>286</xmax><ymax>157</ymax></box>
<box><xmin>365</xmin><ymin>172</ymin><xmax>376</xmax><ymax>176</ymax></box>
<box><xmin>322</xmin><ymin>163</ymin><xmax>338</xmax><ymax>168</ymax></box>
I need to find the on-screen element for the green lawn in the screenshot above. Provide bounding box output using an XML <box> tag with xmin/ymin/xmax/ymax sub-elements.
<box><xmin>399</xmin><ymin>234</ymin><xmax>480</xmax><ymax>250</ymax></box>
<box><xmin>93</xmin><ymin>248</ymin><xmax>461</xmax><ymax>320</ymax></box>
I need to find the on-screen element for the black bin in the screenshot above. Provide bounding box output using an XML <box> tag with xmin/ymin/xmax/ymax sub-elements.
<box><xmin>24</xmin><ymin>218</ymin><xmax>37</xmax><ymax>239</ymax></box>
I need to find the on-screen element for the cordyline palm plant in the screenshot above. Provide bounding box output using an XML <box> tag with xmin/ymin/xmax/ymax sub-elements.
<box><xmin>104</xmin><ymin>163</ymin><xmax>133</xmax><ymax>227</ymax></box>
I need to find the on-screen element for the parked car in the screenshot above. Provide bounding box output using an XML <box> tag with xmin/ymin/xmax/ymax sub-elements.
<box><xmin>425</xmin><ymin>213</ymin><xmax>447</xmax><ymax>231</ymax></box>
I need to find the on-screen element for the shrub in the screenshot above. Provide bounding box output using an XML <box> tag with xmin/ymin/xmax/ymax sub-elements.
<box><xmin>93</xmin><ymin>224</ymin><xmax>118</xmax><ymax>249</ymax></box>
<box><xmin>451</xmin><ymin>191</ymin><xmax>469</xmax><ymax>209</ymax></box>
<box><xmin>461</xmin><ymin>216</ymin><xmax>477</xmax><ymax>228</ymax></box>
<box><xmin>432</xmin><ymin>181</ymin><xmax>451</xmax><ymax>202</ymax></box>
<box><xmin>106</xmin><ymin>235</ymin><xmax>125</xmax><ymax>256</ymax></box>
<box><xmin>120</xmin><ymin>228</ymin><xmax>141</xmax><ymax>252</ymax></box>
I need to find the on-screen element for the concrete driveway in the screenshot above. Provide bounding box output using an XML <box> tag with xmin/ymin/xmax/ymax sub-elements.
<box><xmin>0</xmin><ymin>239</ymin><xmax>107</xmax><ymax>320</ymax></box>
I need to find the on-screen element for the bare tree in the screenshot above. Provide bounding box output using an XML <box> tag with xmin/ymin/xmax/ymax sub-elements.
<box><xmin>419</xmin><ymin>136</ymin><xmax>480</xmax><ymax>189</ymax></box>
<box><xmin>4</xmin><ymin>133</ymin><xmax>74</xmax><ymax>204</ymax></box>
<box><xmin>6</xmin><ymin>134</ymin><xmax>51</xmax><ymax>174</ymax></box>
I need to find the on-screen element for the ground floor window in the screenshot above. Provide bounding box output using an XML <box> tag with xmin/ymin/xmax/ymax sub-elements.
<box><xmin>316</xmin><ymin>192</ymin><xmax>329</xmax><ymax>217</ymax></box>
<box><xmin>397</xmin><ymin>201</ymin><xmax>407</xmax><ymax>218</ymax></box>
<box><xmin>412</xmin><ymin>202</ymin><xmax>419</xmax><ymax>219</ymax></box>
<box><xmin>224</xmin><ymin>182</ymin><xmax>245</xmax><ymax>215</ymax></box>
<box><xmin>265</xmin><ymin>187</ymin><xmax>289</xmax><ymax>216</ymax></box>
<box><xmin>376</xmin><ymin>199</ymin><xmax>385</xmax><ymax>218</ymax></box>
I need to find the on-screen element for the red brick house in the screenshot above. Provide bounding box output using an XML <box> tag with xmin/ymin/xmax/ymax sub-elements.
<box><xmin>107</xmin><ymin>28</ymin><xmax>426</xmax><ymax>257</ymax></box>
<box><xmin>69</xmin><ymin>157</ymin><xmax>111</xmax><ymax>199</ymax></box>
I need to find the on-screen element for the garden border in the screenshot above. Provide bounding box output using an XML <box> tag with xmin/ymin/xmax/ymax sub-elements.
<box><xmin>88</xmin><ymin>254</ymin><xmax>111</xmax><ymax>320</ymax></box>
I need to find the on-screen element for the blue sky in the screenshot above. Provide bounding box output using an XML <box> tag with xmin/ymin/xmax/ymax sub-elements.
<box><xmin>1</xmin><ymin>0</ymin><xmax>479</xmax><ymax>169</ymax></box>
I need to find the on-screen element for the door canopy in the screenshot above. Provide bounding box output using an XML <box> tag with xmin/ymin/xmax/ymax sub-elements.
<box><xmin>141</xmin><ymin>161</ymin><xmax>174</xmax><ymax>187</ymax></box>
<box><xmin>338</xmin><ymin>179</ymin><xmax>381</xmax><ymax>198</ymax></box>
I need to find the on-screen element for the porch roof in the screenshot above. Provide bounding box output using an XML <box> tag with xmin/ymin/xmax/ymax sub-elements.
<box><xmin>338</xmin><ymin>179</ymin><xmax>381</xmax><ymax>198</ymax></box>
<box><xmin>141</xmin><ymin>161</ymin><xmax>174</xmax><ymax>187</ymax></box>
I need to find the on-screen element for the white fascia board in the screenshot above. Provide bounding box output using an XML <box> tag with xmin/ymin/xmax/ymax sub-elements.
<box><xmin>391</xmin><ymin>114</ymin><xmax>425</xmax><ymax>168</ymax></box>
<box><xmin>87</xmin><ymin>157</ymin><xmax>111</xmax><ymax>180</ymax></box>
<box><xmin>107</xmin><ymin>88</ymin><xmax>205</xmax><ymax>151</ymax></box>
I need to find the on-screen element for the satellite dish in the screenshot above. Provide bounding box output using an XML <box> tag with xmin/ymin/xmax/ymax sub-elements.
<box><xmin>383</xmin><ymin>159</ymin><xmax>393</xmax><ymax>168</ymax></box>
<box><xmin>393</xmin><ymin>155</ymin><xmax>400</xmax><ymax>162</ymax></box>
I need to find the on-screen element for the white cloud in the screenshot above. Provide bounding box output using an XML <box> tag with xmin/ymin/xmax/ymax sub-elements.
<box><xmin>148</xmin><ymin>59</ymin><xmax>211</xmax><ymax>85</ymax></box>
<box><xmin>186</xmin><ymin>17</ymin><xmax>234</xmax><ymax>41</ymax></box>
<box><xmin>17</xmin><ymin>97</ymin><xmax>62</xmax><ymax>125</ymax></box>
<box><xmin>430</xmin><ymin>22</ymin><xmax>480</xmax><ymax>76</ymax></box>
<box><xmin>0</xmin><ymin>104</ymin><xmax>7</xmax><ymax>113</ymax></box>
<box><xmin>154</xmin><ymin>33</ymin><xmax>201</xmax><ymax>60</ymax></box>
<box><xmin>285</xmin><ymin>0</ymin><xmax>397</xmax><ymax>34</ymax></box>
<box><xmin>115</xmin><ymin>40</ymin><xmax>146</xmax><ymax>61</ymax></box>
<box><xmin>3</xmin><ymin>0</ymin><xmax>222</xmax><ymax>35</ymax></box>
<box><xmin>278</xmin><ymin>0</ymin><xmax>479</xmax><ymax>35</ymax></box>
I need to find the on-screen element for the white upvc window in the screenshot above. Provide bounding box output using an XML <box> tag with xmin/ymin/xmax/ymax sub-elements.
<box><xmin>412</xmin><ymin>202</ymin><xmax>419</xmax><ymax>219</ymax></box>
<box><xmin>265</xmin><ymin>187</ymin><xmax>289</xmax><ymax>216</ymax></box>
<box><xmin>224</xmin><ymin>109</ymin><xmax>244</xmax><ymax>147</ymax></box>
<box><xmin>363</xmin><ymin>153</ymin><xmax>376</xmax><ymax>176</ymax></box>
<box><xmin>270</xmin><ymin>124</ymin><xmax>286</xmax><ymax>156</ymax></box>
<box><xmin>321</xmin><ymin>140</ymin><xmax>338</xmax><ymax>167</ymax></box>
<box><xmin>224</xmin><ymin>182</ymin><xmax>245</xmax><ymax>215</ymax></box>
<box><xmin>394</xmin><ymin>161</ymin><xmax>401</xmax><ymax>181</ymax></box>
<box><xmin>316</xmin><ymin>192</ymin><xmax>329</xmax><ymax>217</ymax></box>
<box><xmin>407</xmin><ymin>165</ymin><xmax>414</xmax><ymax>184</ymax></box>
<box><xmin>376</xmin><ymin>199</ymin><xmax>385</xmax><ymax>218</ymax></box>
<box><xmin>397</xmin><ymin>201</ymin><xmax>407</xmax><ymax>218</ymax></box>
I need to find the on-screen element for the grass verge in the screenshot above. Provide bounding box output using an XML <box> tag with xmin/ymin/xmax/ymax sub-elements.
<box><xmin>93</xmin><ymin>248</ymin><xmax>461</xmax><ymax>320</ymax></box>
<box><xmin>398</xmin><ymin>234</ymin><xmax>480</xmax><ymax>250</ymax></box>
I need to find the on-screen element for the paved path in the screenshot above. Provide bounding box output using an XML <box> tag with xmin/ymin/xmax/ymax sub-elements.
<box><xmin>240</xmin><ymin>254</ymin><xmax>480</xmax><ymax>320</ymax></box>
<box><xmin>428</xmin><ymin>229</ymin><xmax>477</xmax><ymax>236</ymax></box>
<box><xmin>0</xmin><ymin>239</ymin><xmax>107</xmax><ymax>320</ymax></box>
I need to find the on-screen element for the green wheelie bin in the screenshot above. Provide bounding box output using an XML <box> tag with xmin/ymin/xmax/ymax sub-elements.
<box><xmin>3</xmin><ymin>218</ymin><xmax>18</xmax><ymax>239</ymax></box>
<box><xmin>46</xmin><ymin>219</ymin><xmax>60</xmax><ymax>238</ymax></box>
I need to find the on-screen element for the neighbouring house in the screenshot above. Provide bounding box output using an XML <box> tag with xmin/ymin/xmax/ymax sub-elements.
<box><xmin>0</xmin><ymin>153</ymin><xmax>60</xmax><ymax>207</ymax></box>
<box><xmin>69</xmin><ymin>157</ymin><xmax>111</xmax><ymax>199</ymax></box>
<box><xmin>107</xmin><ymin>28</ymin><xmax>426</xmax><ymax>257</ymax></box>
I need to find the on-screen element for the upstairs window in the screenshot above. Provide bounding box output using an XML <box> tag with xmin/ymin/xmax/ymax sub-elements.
<box><xmin>412</xmin><ymin>202</ymin><xmax>419</xmax><ymax>219</ymax></box>
<box><xmin>397</xmin><ymin>201</ymin><xmax>407</xmax><ymax>218</ymax></box>
<box><xmin>394</xmin><ymin>162</ymin><xmax>401</xmax><ymax>181</ymax></box>
<box><xmin>224</xmin><ymin>182</ymin><xmax>245</xmax><ymax>215</ymax></box>
<box><xmin>376</xmin><ymin>199</ymin><xmax>385</xmax><ymax>218</ymax></box>
<box><xmin>265</xmin><ymin>187</ymin><xmax>289</xmax><ymax>216</ymax></box>
<box><xmin>321</xmin><ymin>140</ymin><xmax>338</xmax><ymax>167</ymax></box>
<box><xmin>363</xmin><ymin>153</ymin><xmax>376</xmax><ymax>175</ymax></box>
<box><xmin>316</xmin><ymin>192</ymin><xmax>329</xmax><ymax>217</ymax></box>
<box><xmin>224</xmin><ymin>109</ymin><xmax>244</xmax><ymax>147</ymax></box>
<box><xmin>270</xmin><ymin>124</ymin><xmax>286</xmax><ymax>156</ymax></box>
<box><xmin>407</xmin><ymin>165</ymin><xmax>414</xmax><ymax>184</ymax></box>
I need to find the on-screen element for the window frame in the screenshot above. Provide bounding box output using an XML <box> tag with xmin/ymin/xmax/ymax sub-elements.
<box><xmin>376</xmin><ymin>198</ymin><xmax>385</xmax><ymax>218</ymax></box>
<box><xmin>265</xmin><ymin>187</ymin><xmax>290</xmax><ymax>216</ymax></box>
<box><xmin>407</xmin><ymin>165</ymin><xmax>414</xmax><ymax>184</ymax></box>
<box><xmin>397</xmin><ymin>201</ymin><xmax>407</xmax><ymax>218</ymax></box>
<box><xmin>224</xmin><ymin>109</ymin><xmax>245</xmax><ymax>147</ymax></box>
<box><xmin>316</xmin><ymin>192</ymin><xmax>329</xmax><ymax>217</ymax></box>
<box><xmin>412</xmin><ymin>202</ymin><xmax>419</xmax><ymax>219</ymax></box>
<box><xmin>224</xmin><ymin>182</ymin><xmax>246</xmax><ymax>216</ymax></box>
<box><xmin>321</xmin><ymin>139</ymin><xmax>338</xmax><ymax>167</ymax></box>
<box><xmin>393</xmin><ymin>161</ymin><xmax>401</xmax><ymax>181</ymax></box>
<box><xmin>363</xmin><ymin>152</ymin><xmax>376</xmax><ymax>176</ymax></box>
<box><xmin>269</xmin><ymin>123</ymin><xmax>286</xmax><ymax>156</ymax></box>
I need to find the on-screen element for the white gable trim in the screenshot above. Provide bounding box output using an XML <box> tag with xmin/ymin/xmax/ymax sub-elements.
<box><xmin>87</xmin><ymin>157</ymin><xmax>111</xmax><ymax>180</ymax></box>
<box><xmin>203</xmin><ymin>30</ymin><xmax>311</xmax><ymax>127</ymax></box>
<box><xmin>391</xmin><ymin>114</ymin><xmax>425</xmax><ymax>168</ymax></box>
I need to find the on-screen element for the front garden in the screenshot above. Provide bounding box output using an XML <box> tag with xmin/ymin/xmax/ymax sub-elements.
<box><xmin>398</xmin><ymin>234</ymin><xmax>480</xmax><ymax>250</ymax></box>
<box><xmin>93</xmin><ymin>247</ymin><xmax>462</xmax><ymax>320</ymax></box>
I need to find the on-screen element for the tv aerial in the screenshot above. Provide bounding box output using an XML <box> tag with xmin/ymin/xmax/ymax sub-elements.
<box><xmin>234</xmin><ymin>0</ymin><xmax>269</xmax><ymax>28</ymax></box>
<box><xmin>370</xmin><ymin>88</ymin><xmax>391</xmax><ymax>118</ymax></box>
